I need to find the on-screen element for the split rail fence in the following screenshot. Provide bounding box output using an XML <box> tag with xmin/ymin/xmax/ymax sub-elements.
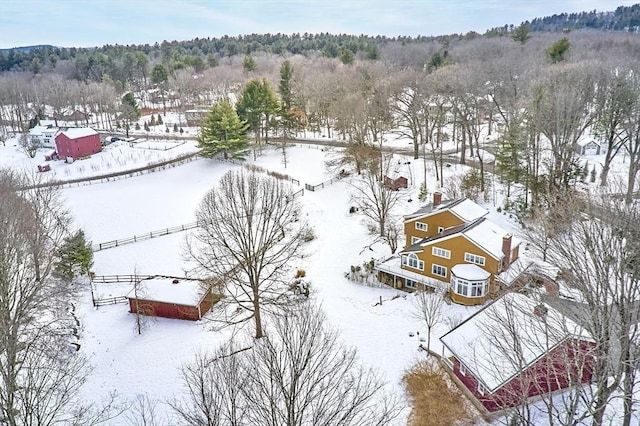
<box><xmin>92</xmin><ymin>221</ymin><xmax>199</xmax><ymax>251</ymax></box>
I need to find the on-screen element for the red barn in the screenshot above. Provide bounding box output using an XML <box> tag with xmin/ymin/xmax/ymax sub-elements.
<box><xmin>439</xmin><ymin>293</ymin><xmax>595</xmax><ymax>412</ymax></box>
<box><xmin>127</xmin><ymin>278</ymin><xmax>214</xmax><ymax>321</ymax></box>
<box><xmin>54</xmin><ymin>128</ymin><xmax>102</xmax><ymax>160</ymax></box>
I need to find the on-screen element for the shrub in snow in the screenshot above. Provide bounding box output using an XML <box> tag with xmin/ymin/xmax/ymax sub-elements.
<box><xmin>418</xmin><ymin>182</ymin><xmax>427</xmax><ymax>202</ymax></box>
<box><xmin>301</xmin><ymin>228</ymin><xmax>315</xmax><ymax>242</ymax></box>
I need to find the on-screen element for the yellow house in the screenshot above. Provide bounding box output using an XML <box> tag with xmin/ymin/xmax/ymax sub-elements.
<box><xmin>376</xmin><ymin>195</ymin><xmax>521</xmax><ymax>305</ymax></box>
<box><xmin>403</xmin><ymin>192</ymin><xmax>488</xmax><ymax>247</ymax></box>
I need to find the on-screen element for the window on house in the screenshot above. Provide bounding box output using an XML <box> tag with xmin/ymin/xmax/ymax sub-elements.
<box><xmin>455</xmin><ymin>278</ymin><xmax>469</xmax><ymax>296</ymax></box>
<box><xmin>432</xmin><ymin>264</ymin><xmax>447</xmax><ymax>277</ymax></box>
<box><xmin>403</xmin><ymin>253</ymin><xmax>424</xmax><ymax>271</ymax></box>
<box><xmin>459</xmin><ymin>363</ymin><xmax>467</xmax><ymax>376</ymax></box>
<box><xmin>437</xmin><ymin>226</ymin><xmax>444</xmax><ymax>233</ymax></box>
<box><xmin>478</xmin><ymin>382</ymin><xmax>486</xmax><ymax>396</ymax></box>
<box><xmin>415</xmin><ymin>222</ymin><xmax>427</xmax><ymax>231</ymax></box>
<box><xmin>432</xmin><ymin>247</ymin><xmax>451</xmax><ymax>259</ymax></box>
<box><xmin>411</xmin><ymin>236</ymin><xmax>421</xmax><ymax>245</ymax></box>
<box><xmin>470</xmin><ymin>281</ymin><xmax>486</xmax><ymax>297</ymax></box>
<box><xmin>454</xmin><ymin>277</ymin><xmax>486</xmax><ymax>297</ymax></box>
<box><xmin>406</xmin><ymin>279</ymin><xmax>417</xmax><ymax>288</ymax></box>
<box><xmin>464</xmin><ymin>252</ymin><xmax>486</xmax><ymax>266</ymax></box>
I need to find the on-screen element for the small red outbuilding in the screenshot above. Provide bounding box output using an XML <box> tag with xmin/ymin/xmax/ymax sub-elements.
<box><xmin>127</xmin><ymin>277</ymin><xmax>214</xmax><ymax>321</ymax></box>
<box><xmin>55</xmin><ymin>128</ymin><xmax>102</xmax><ymax>160</ymax></box>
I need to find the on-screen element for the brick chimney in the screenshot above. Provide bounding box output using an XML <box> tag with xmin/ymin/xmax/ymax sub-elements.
<box><xmin>502</xmin><ymin>234</ymin><xmax>512</xmax><ymax>271</ymax></box>
<box><xmin>433</xmin><ymin>191</ymin><xmax>442</xmax><ymax>207</ymax></box>
<box><xmin>533</xmin><ymin>303</ymin><xmax>548</xmax><ymax>319</ymax></box>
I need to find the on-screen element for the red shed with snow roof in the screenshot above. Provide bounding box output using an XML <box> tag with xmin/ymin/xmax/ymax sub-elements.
<box><xmin>127</xmin><ymin>278</ymin><xmax>214</xmax><ymax>321</ymax></box>
<box><xmin>54</xmin><ymin>128</ymin><xmax>102</xmax><ymax>160</ymax></box>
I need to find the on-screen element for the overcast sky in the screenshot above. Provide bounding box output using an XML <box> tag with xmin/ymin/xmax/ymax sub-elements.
<box><xmin>0</xmin><ymin>0</ymin><xmax>636</xmax><ymax>49</ymax></box>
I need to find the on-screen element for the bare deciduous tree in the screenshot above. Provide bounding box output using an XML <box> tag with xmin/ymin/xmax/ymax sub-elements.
<box><xmin>19</xmin><ymin>132</ymin><xmax>39</xmax><ymax>158</ymax></box>
<box><xmin>413</xmin><ymin>290</ymin><xmax>444</xmax><ymax>352</ymax></box>
<box><xmin>349</xmin><ymin>157</ymin><xmax>401</xmax><ymax>253</ymax></box>
<box><xmin>0</xmin><ymin>170</ymin><xmax>94</xmax><ymax>426</ymax></box>
<box><xmin>525</xmin><ymin>189</ymin><xmax>640</xmax><ymax>426</ymax></box>
<box><xmin>188</xmin><ymin>169</ymin><xmax>310</xmax><ymax>338</ymax></box>
<box><xmin>172</xmin><ymin>303</ymin><xmax>402</xmax><ymax>426</ymax></box>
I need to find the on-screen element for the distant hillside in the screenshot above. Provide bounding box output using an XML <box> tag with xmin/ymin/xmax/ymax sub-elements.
<box><xmin>486</xmin><ymin>4</ymin><xmax>640</xmax><ymax>35</ymax></box>
<box><xmin>0</xmin><ymin>45</ymin><xmax>55</xmax><ymax>54</ymax></box>
<box><xmin>529</xmin><ymin>4</ymin><xmax>640</xmax><ymax>32</ymax></box>
<box><xmin>0</xmin><ymin>4</ymin><xmax>637</xmax><ymax>77</ymax></box>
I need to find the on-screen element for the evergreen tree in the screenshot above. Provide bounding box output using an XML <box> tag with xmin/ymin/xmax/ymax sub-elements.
<box><xmin>150</xmin><ymin>115</ymin><xmax>156</xmax><ymax>126</ymax></box>
<box><xmin>365</xmin><ymin>43</ymin><xmax>380</xmax><ymax>60</ymax></box>
<box><xmin>174</xmin><ymin>123</ymin><xmax>179</xmax><ymax>132</ymax></box>
<box><xmin>144</xmin><ymin>121</ymin><xmax>150</xmax><ymax>131</ymax></box>
<box><xmin>511</xmin><ymin>23</ymin><xmax>531</xmax><ymax>44</ymax></box>
<box><xmin>243</xmin><ymin>55</ymin><xmax>257</xmax><ymax>72</ymax></box>
<box><xmin>495</xmin><ymin>124</ymin><xmax>527</xmax><ymax>197</ymax></box>
<box><xmin>54</xmin><ymin>230</ymin><xmax>94</xmax><ymax>281</ymax></box>
<box><xmin>157</xmin><ymin>114</ymin><xmax>163</xmax><ymax>125</ymax></box>
<box><xmin>278</xmin><ymin>60</ymin><xmax>300</xmax><ymax>139</ymax></box>
<box><xmin>121</xmin><ymin>92</ymin><xmax>141</xmax><ymax>119</ymax></box>
<box><xmin>207</xmin><ymin>53</ymin><xmax>219</xmax><ymax>68</ymax></box>
<box><xmin>135</xmin><ymin>122</ymin><xmax>141</xmax><ymax>130</ymax></box>
<box><xmin>198</xmin><ymin>100</ymin><xmax>249</xmax><ymax>160</ymax></box>
<box><xmin>151</xmin><ymin>63</ymin><xmax>169</xmax><ymax>115</ymax></box>
<box><xmin>339</xmin><ymin>47</ymin><xmax>354</xmax><ymax>65</ymax></box>
<box><xmin>547</xmin><ymin>37</ymin><xmax>570</xmax><ymax>63</ymax></box>
<box><xmin>236</xmin><ymin>78</ymin><xmax>280</xmax><ymax>147</ymax></box>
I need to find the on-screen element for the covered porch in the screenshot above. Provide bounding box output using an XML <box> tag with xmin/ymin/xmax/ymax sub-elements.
<box><xmin>375</xmin><ymin>256</ymin><xmax>445</xmax><ymax>292</ymax></box>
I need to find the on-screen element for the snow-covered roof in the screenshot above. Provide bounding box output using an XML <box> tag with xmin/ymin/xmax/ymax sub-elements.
<box><xmin>496</xmin><ymin>256</ymin><xmax>534</xmax><ymax>286</ymax></box>
<box><xmin>404</xmin><ymin>198</ymin><xmax>488</xmax><ymax>223</ymax></box>
<box><xmin>464</xmin><ymin>219</ymin><xmax>521</xmax><ymax>259</ymax></box>
<box><xmin>440</xmin><ymin>292</ymin><xmax>592</xmax><ymax>392</ymax></box>
<box><xmin>403</xmin><ymin>217</ymin><xmax>521</xmax><ymax>261</ymax></box>
<box><xmin>60</xmin><ymin>127</ymin><xmax>98</xmax><ymax>139</ymax></box>
<box><xmin>451</xmin><ymin>264</ymin><xmax>491</xmax><ymax>281</ymax></box>
<box><xmin>28</xmin><ymin>125</ymin><xmax>49</xmax><ymax>136</ymax></box>
<box><xmin>449</xmin><ymin>199</ymin><xmax>489</xmax><ymax>222</ymax></box>
<box><xmin>126</xmin><ymin>278</ymin><xmax>208</xmax><ymax>306</ymax></box>
<box><xmin>42</xmin><ymin>127</ymin><xmax>59</xmax><ymax>135</ymax></box>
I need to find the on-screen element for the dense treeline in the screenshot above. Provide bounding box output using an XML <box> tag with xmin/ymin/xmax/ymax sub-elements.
<box><xmin>485</xmin><ymin>4</ymin><xmax>640</xmax><ymax>35</ymax></box>
<box><xmin>1</xmin><ymin>4</ymin><xmax>638</xmax><ymax>78</ymax></box>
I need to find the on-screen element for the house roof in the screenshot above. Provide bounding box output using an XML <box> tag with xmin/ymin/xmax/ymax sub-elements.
<box><xmin>440</xmin><ymin>292</ymin><xmax>592</xmax><ymax>392</ymax></box>
<box><xmin>401</xmin><ymin>217</ymin><xmax>521</xmax><ymax>260</ymax></box>
<box><xmin>28</xmin><ymin>125</ymin><xmax>48</xmax><ymax>136</ymax></box>
<box><xmin>464</xmin><ymin>218</ymin><xmax>521</xmax><ymax>259</ymax></box>
<box><xmin>404</xmin><ymin>198</ymin><xmax>488</xmax><ymax>223</ymax></box>
<box><xmin>126</xmin><ymin>278</ymin><xmax>208</xmax><ymax>306</ymax></box>
<box><xmin>59</xmin><ymin>127</ymin><xmax>98</xmax><ymax>139</ymax></box>
<box><xmin>451</xmin><ymin>264</ymin><xmax>491</xmax><ymax>281</ymax></box>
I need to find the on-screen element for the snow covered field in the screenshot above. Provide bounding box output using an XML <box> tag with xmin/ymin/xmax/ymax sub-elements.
<box><xmin>48</xmin><ymin>143</ymin><xmax>488</xmax><ymax>424</ymax></box>
<box><xmin>0</xmin><ymin>137</ymin><xmax>200</xmax><ymax>182</ymax></box>
<box><xmin>2</xmin><ymin>133</ymin><xmax>633</xmax><ymax>425</ymax></box>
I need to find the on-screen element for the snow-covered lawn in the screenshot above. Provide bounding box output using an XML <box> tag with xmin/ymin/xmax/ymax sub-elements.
<box><xmin>0</xmin><ymin>137</ymin><xmax>200</xmax><ymax>182</ymax></box>
<box><xmin>5</xmin><ymin>134</ymin><xmax>629</xmax><ymax>424</ymax></box>
<box><xmin>54</xmin><ymin>144</ymin><xmax>488</xmax><ymax>424</ymax></box>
